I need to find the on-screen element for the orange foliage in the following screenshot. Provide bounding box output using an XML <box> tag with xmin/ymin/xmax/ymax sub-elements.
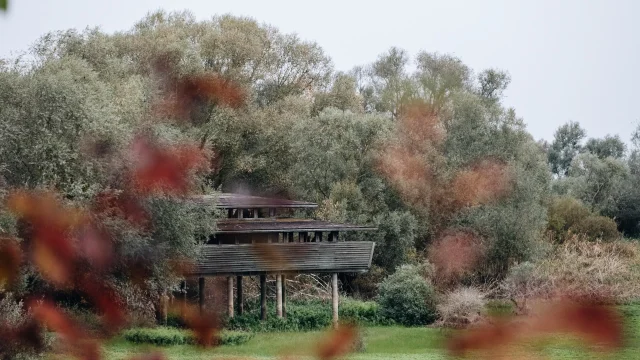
<box><xmin>428</xmin><ymin>230</ymin><xmax>485</xmax><ymax>284</ymax></box>
<box><xmin>451</xmin><ymin>160</ymin><xmax>512</xmax><ymax>207</ymax></box>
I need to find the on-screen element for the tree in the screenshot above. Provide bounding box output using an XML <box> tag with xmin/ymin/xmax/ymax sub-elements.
<box><xmin>368</xmin><ymin>47</ymin><xmax>413</xmax><ymax>119</ymax></box>
<box><xmin>548</xmin><ymin>121</ymin><xmax>586</xmax><ymax>176</ymax></box>
<box><xmin>566</xmin><ymin>153</ymin><xmax>628</xmax><ymax>214</ymax></box>
<box><xmin>414</xmin><ymin>52</ymin><xmax>471</xmax><ymax>111</ymax></box>
<box><xmin>584</xmin><ymin>135</ymin><xmax>626</xmax><ymax>159</ymax></box>
<box><xmin>312</xmin><ymin>72</ymin><xmax>363</xmax><ymax>115</ymax></box>
<box><xmin>477</xmin><ymin>69</ymin><xmax>511</xmax><ymax>104</ymax></box>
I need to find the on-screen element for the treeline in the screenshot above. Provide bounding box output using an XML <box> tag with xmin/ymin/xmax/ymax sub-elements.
<box><xmin>0</xmin><ymin>10</ymin><xmax>636</xmax><ymax>316</ymax></box>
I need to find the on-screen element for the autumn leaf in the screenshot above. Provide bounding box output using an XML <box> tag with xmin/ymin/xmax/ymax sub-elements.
<box><xmin>130</xmin><ymin>137</ymin><xmax>208</xmax><ymax>195</ymax></box>
<box><xmin>0</xmin><ymin>237</ymin><xmax>22</xmax><ymax>287</ymax></box>
<box><xmin>316</xmin><ymin>325</ymin><xmax>358</xmax><ymax>360</ymax></box>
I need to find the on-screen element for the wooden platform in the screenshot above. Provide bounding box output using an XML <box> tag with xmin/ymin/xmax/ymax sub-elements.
<box><xmin>192</xmin><ymin>241</ymin><xmax>375</xmax><ymax>276</ymax></box>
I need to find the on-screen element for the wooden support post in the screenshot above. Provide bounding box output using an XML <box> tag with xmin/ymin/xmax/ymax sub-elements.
<box><xmin>181</xmin><ymin>280</ymin><xmax>187</xmax><ymax>303</ymax></box>
<box><xmin>236</xmin><ymin>276</ymin><xmax>244</xmax><ymax>315</ymax></box>
<box><xmin>276</xmin><ymin>274</ymin><xmax>283</xmax><ymax>318</ymax></box>
<box><xmin>161</xmin><ymin>291</ymin><xmax>169</xmax><ymax>325</ymax></box>
<box><xmin>314</xmin><ymin>232</ymin><xmax>323</xmax><ymax>242</ymax></box>
<box><xmin>332</xmin><ymin>273</ymin><xmax>339</xmax><ymax>328</ymax></box>
<box><xmin>329</xmin><ymin>231</ymin><xmax>338</xmax><ymax>242</ymax></box>
<box><xmin>269</xmin><ymin>208</ymin><xmax>276</xmax><ymax>217</ymax></box>
<box><xmin>227</xmin><ymin>276</ymin><xmax>234</xmax><ymax>318</ymax></box>
<box><xmin>282</xmin><ymin>274</ymin><xmax>287</xmax><ymax>319</ymax></box>
<box><xmin>260</xmin><ymin>274</ymin><xmax>267</xmax><ymax>321</ymax></box>
<box><xmin>198</xmin><ymin>277</ymin><xmax>205</xmax><ymax>314</ymax></box>
<box><xmin>237</xmin><ymin>208</ymin><xmax>243</xmax><ymax>219</ymax></box>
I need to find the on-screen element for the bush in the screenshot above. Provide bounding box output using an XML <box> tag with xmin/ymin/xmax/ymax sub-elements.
<box><xmin>547</xmin><ymin>196</ymin><xmax>591</xmax><ymax>239</ymax></box>
<box><xmin>502</xmin><ymin>241</ymin><xmax>640</xmax><ymax>305</ymax></box>
<box><xmin>224</xmin><ymin>298</ymin><xmax>388</xmax><ymax>332</ymax></box>
<box><xmin>571</xmin><ymin>215</ymin><xmax>621</xmax><ymax>242</ymax></box>
<box><xmin>437</xmin><ymin>287</ymin><xmax>485</xmax><ymax>328</ymax></box>
<box><xmin>0</xmin><ymin>293</ymin><xmax>48</xmax><ymax>360</ymax></box>
<box><xmin>377</xmin><ymin>265</ymin><xmax>437</xmax><ymax>326</ymax></box>
<box><xmin>123</xmin><ymin>327</ymin><xmax>253</xmax><ymax>346</ymax></box>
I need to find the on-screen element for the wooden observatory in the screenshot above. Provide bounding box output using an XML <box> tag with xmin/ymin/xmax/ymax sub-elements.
<box><xmin>188</xmin><ymin>193</ymin><xmax>376</xmax><ymax>325</ymax></box>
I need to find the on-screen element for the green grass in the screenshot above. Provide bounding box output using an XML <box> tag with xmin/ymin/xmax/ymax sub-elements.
<box><xmin>101</xmin><ymin>324</ymin><xmax>640</xmax><ymax>360</ymax></box>
<box><xmin>95</xmin><ymin>303</ymin><xmax>640</xmax><ymax>359</ymax></box>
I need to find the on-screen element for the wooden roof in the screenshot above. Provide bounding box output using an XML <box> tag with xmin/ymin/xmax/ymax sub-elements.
<box><xmin>216</xmin><ymin>219</ymin><xmax>376</xmax><ymax>234</ymax></box>
<box><xmin>191</xmin><ymin>193</ymin><xmax>317</xmax><ymax>209</ymax></box>
<box><xmin>192</xmin><ymin>242</ymin><xmax>375</xmax><ymax>275</ymax></box>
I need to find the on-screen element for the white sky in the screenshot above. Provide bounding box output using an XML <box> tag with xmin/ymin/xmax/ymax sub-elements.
<box><xmin>1</xmin><ymin>0</ymin><xmax>638</xmax><ymax>143</ymax></box>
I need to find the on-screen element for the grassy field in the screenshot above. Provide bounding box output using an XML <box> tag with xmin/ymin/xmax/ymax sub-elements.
<box><xmin>102</xmin><ymin>322</ymin><xmax>640</xmax><ymax>360</ymax></box>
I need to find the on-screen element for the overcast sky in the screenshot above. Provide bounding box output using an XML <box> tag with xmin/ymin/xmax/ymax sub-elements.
<box><xmin>1</xmin><ymin>0</ymin><xmax>638</xmax><ymax>143</ymax></box>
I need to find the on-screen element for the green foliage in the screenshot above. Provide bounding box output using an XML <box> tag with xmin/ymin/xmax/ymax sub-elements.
<box><xmin>567</xmin><ymin>153</ymin><xmax>627</xmax><ymax>214</ymax></box>
<box><xmin>570</xmin><ymin>215</ymin><xmax>621</xmax><ymax>242</ymax></box>
<box><xmin>378</xmin><ymin>265</ymin><xmax>437</xmax><ymax>326</ymax></box>
<box><xmin>123</xmin><ymin>327</ymin><xmax>253</xmax><ymax>346</ymax></box>
<box><xmin>225</xmin><ymin>298</ymin><xmax>389</xmax><ymax>332</ymax></box>
<box><xmin>548</xmin><ymin>121</ymin><xmax>586</xmax><ymax>176</ymax></box>
<box><xmin>585</xmin><ymin>135</ymin><xmax>626</xmax><ymax>159</ymax></box>
<box><xmin>547</xmin><ymin>196</ymin><xmax>591</xmax><ymax>240</ymax></box>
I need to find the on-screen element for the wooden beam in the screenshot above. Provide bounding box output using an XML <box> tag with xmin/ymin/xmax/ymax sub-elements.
<box><xmin>332</xmin><ymin>273</ymin><xmax>339</xmax><ymax>328</ymax></box>
<box><xmin>227</xmin><ymin>276</ymin><xmax>234</xmax><ymax>318</ymax></box>
<box><xmin>198</xmin><ymin>277</ymin><xmax>205</xmax><ymax>314</ymax></box>
<box><xmin>260</xmin><ymin>274</ymin><xmax>267</xmax><ymax>321</ymax></box>
<box><xmin>276</xmin><ymin>274</ymin><xmax>283</xmax><ymax>318</ymax></box>
<box><xmin>236</xmin><ymin>276</ymin><xmax>244</xmax><ymax>315</ymax></box>
<box><xmin>282</xmin><ymin>274</ymin><xmax>287</xmax><ymax>319</ymax></box>
<box><xmin>237</xmin><ymin>209</ymin><xmax>243</xmax><ymax>219</ymax></box>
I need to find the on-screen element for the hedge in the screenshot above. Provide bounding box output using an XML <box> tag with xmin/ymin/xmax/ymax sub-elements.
<box><xmin>123</xmin><ymin>327</ymin><xmax>253</xmax><ymax>346</ymax></box>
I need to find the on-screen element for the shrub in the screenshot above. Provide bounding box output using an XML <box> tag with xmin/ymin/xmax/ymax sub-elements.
<box><xmin>0</xmin><ymin>293</ymin><xmax>47</xmax><ymax>360</ymax></box>
<box><xmin>224</xmin><ymin>298</ymin><xmax>388</xmax><ymax>332</ymax></box>
<box><xmin>437</xmin><ymin>287</ymin><xmax>486</xmax><ymax>328</ymax></box>
<box><xmin>570</xmin><ymin>215</ymin><xmax>621</xmax><ymax>242</ymax></box>
<box><xmin>502</xmin><ymin>241</ymin><xmax>640</xmax><ymax>305</ymax></box>
<box><xmin>547</xmin><ymin>196</ymin><xmax>591</xmax><ymax>239</ymax></box>
<box><xmin>123</xmin><ymin>327</ymin><xmax>253</xmax><ymax>346</ymax></box>
<box><xmin>377</xmin><ymin>265</ymin><xmax>437</xmax><ymax>326</ymax></box>
<box><xmin>340</xmin><ymin>298</ymin><xmax>389</xmax><ymax>325</ymax></box>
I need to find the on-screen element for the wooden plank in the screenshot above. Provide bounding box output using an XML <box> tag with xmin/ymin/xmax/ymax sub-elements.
<box><xmin>236</xmin><ymin>276</ymin><xmax>244</xmax><ymax>315</ymax></box>
<box><xmin>191</xmin><ymin>242</ymin><xmax>375</xmax><ymax>276</ymax></box>
<box><xmin>227</xmin><ymin>276</ymin><xmax>234</xmax><ymax>318</ymax></box>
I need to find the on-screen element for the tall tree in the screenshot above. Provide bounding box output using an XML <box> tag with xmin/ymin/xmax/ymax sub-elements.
<box><xmin>548</xmin><ymin>121</ymin><xmax>586</xmax><ymax>176</ymax></box>
<box><xmin>584</xmin><ymin>135</ymin><xmax>626</xmax><ymax>159</ymax></box>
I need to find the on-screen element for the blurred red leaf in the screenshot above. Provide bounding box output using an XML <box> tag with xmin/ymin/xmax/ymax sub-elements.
<box><xmin>156</xmin><ymin>73</ymin><xmax>245</xmax><ymax>120</ymax></box>
<box><xmin>93</xmin><ymin>190</ymin><xmax>149</xmax><ymax>226</ymax></box>
<box><xmin>131</xmin><ymin>137</ymin><xmax>208</xmax><ymax>195</ymax></box>
<box><xmin>447</xmin><ymin>299</ymin><xmax>624</xmax><ymax>357</ymax></box>
<box><xmin>0</xmin><ymin>237</ymin><xmax>22</xmax><ymax>287</ymax></box>
<box><xmin>7</xmin><ymin>191</ymin><xmax>86</xmax><ymax>286</ymax></box>
<box><xmin>170</xmin><ymin>302</ymin><xmax>219</xmax><ymax>347</ymax></box>
<box><xmin>429</xmin><ymin>230</ymin><xmax>485</xmax><ymax>285</ymax></box>
<box><xmin>316</xmin><ymin>325</ymin><xmax>358</xmax><ymax>360</ymax></box>
<box><xmin>30</xmin><ymin>300</ymin><xmax>84</xmax><ymax>341</ymax></box>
